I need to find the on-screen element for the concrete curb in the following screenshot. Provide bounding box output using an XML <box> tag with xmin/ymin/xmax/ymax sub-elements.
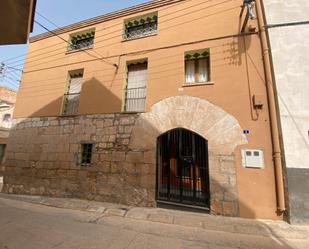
<box><xmin>1</xmin><ymin>193</ymin><xmax>308</xmax><ymax>240</ymax></box>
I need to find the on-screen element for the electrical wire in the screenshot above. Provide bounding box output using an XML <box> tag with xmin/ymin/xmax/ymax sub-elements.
<box><xmin>6</xmin><ymin>69</ymin><xmax>21</xmax><ymax>79</ymax></box>
<box><xmin>0</xmin><ymin>77</ymin><xmax>19</xmax><ymax>88</ymax></box>
<box><xmin>1</xmin><ymin>0</ymin><xmax>198</xmax><ymax>64</ymax></box>
<box><xmin>34</xmin><ymin>21</ymin><xmax>118</xmax><ymax>69</ymax></box>
<box><xmin>16</xmin><ymin>32</ymin><xmax>254</xmax><ymax>96</ymax></box>
<box><xmin>3</xmin><ymin>0</ymin><xmax>235</xmax><ymax>67</ymax></box>
<box><xmin>6</xmin><ymin>71</ymin><xmax>21</xmax><ymax>82</ymax></box>
<box><xmin>23</xmin><ymin>25</ymin><xmax>253</xmax><ymax>74</ymax></box>
<box><xmin>12</xmin><ymin>2</ymin><xmax>240</xmax><ymax>71</ymax></box>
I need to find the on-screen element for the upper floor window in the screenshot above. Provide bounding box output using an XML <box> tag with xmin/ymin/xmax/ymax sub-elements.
<box><xmin>67</xmin><ymin>28</ymin><xmax>95</xmax><ymax>52</ymax></box>
<box><xmin>2</xmin><ymin>114</ymin><xmax>11</xmax><ymax>122</ymax></box>
<box><xmin>62</xmin><ymin>69</ymin><xmax>84</xmax><ymax>115</ymax></box>
<box><xmin>124</xmin><ymin>12</ymin><xmax>158</xmax><ymax>40</ymax></box>
<box><xmin>185</xmin><ymin>49</ymin><xmax>210</xmax><ymax>84</ymax></box>
<box><xmin>124</xmin><ymin>60</ymin><xmax>148</xmax><ymax>112</ymax></box>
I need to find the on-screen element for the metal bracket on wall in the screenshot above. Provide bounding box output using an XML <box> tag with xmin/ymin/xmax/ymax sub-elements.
<box><xmin>240</xmin><ymin>0</ymin><xmax>256</xmax><ymax>33</ymax></box>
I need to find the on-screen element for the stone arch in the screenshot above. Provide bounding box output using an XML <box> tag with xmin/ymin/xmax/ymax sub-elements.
<box><xmin>129</xmin><ymin>95</ymin><xmax>247</xmax><ymax>154</ymax></box>
<box><xmin>129</xmin><ymin>95</ymin><xmax>248</xmax><ymax>216</ymax></box>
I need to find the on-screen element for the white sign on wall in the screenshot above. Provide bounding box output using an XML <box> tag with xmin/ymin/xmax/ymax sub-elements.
<box><xmin>241</xmin><ymin>149</ymin><xmax>264</xmax><ymax>168</ymax></box>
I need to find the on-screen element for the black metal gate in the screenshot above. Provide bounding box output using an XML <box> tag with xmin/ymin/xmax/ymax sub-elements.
<box><xmin>157</xmin><ymin>128</ymin><xmax>210</xmax><ymax>209</ymax></box>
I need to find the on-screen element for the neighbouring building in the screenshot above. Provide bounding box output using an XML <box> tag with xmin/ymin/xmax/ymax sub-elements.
<box><xmin>0</xmin><ymin>87</ymin><xmax>17</xmax><ymax>178</ymax></box>
<box><xmin>2</xmin><ymin>0</ymin><xmax>286</xmax><ymax>220</ymax></box>
<box><xmin>262</xmin><ymin>0</ymin><xmax>309</xmax><ymax>224</ymax></box>
<box><xmin>0</xmin><ymin>0</ymin><xmax>36</xmax><ymax>45</ymax></box>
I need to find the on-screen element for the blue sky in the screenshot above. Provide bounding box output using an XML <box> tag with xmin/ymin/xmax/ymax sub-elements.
<box><xmin>0</xmin><ymin>0</ymin><xmax>149</xmax><ymax>90</ymax></box>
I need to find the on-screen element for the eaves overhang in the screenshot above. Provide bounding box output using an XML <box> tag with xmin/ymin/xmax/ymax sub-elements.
<box><xmin>29</xmin><ymin>0</ymin><xmax>185</xmax><ymax>43</ymax></box>
<box><xmin>0</xmin><ymin>0</ymin><xmax>37</xmax><ymax>45</ymax></box>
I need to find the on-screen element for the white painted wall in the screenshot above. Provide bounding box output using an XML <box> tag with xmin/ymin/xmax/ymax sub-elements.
<box><xmin>263</xmin><ymin>0</ymin><xmax>309</xmax><ymax>169</ymax></box>
<box><xmin>0</xmin><ymin>106</ymin><xmax>14</xmax><ymax>130</ymax></box>
<box><xmin>264</xmin><ymin>0</ymin><xmax>309</xmax><ymax>24</ymax></box>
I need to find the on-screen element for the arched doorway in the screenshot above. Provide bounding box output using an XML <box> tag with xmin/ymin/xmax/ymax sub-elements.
<box><xmin>157</xmin><ymin>128</ymin><xmax>210</xmax><ymax>209</ymax></box>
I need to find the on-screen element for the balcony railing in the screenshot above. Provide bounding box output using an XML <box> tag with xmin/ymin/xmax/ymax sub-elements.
<box><xmin>124</xmin><ymin>86</ymin><xmax>146</xmax><ymax>112</ymax></box>
<box><xmin>62</xmin><ymin>93</ymin><xmax>80</xmax><ymax>115</ymax></box>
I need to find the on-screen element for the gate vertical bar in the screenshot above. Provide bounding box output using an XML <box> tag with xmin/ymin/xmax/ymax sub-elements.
<box><xmin>179</xmin><ymin>129</ymin><xmax>183</xmax><ymax>202</ymax></box>
<box><xmin>192</xmin><ymin>132</ymin><xmax>197</xmax><ymax>202</ymax></box>
<box><xmin>167</xmin><ymin>132</ymin><xmax>170</xmax><ymax>201</ymax></box>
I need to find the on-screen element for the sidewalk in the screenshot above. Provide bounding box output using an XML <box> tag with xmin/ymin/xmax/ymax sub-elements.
<box><xmin>0</xmin><ymin>193</ymin><xmax>308</xmax><ymax>242</ymax></box>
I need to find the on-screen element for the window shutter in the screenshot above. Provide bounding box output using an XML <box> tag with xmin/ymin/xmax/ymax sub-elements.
<box><xmin>68</xmin><ymin>76</ymin><xmax>82</xmax><ymax>94</ymax></box>
<box><xmin>198</xmin><ymin>58</ymin><xmax>208</xmax><ymax>83</ymax></box>
<box><xmin>185</xmin><ymin>60</ymin><xmax>195</xmax><ymax>84</ymax></box>
<box><xmin>125</xmin><ymin>62</ymin><xmax>147</xmax><ymax>112</ymax></box>
<box><xmin>63</xmin><ymin>72</ymin><xmax>83</xmax><ymax>115</ymax></box>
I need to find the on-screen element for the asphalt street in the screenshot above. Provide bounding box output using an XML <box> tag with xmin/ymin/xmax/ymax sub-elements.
<box><xmin>0</xmin><ymin>196</ymin><xmax>308</xmax><ymax>249</ymax></box>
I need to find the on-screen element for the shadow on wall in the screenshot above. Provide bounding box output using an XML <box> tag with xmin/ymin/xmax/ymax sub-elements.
<box><xmin>2</xmin><ymin>76</ymin><xmax>292</xmax><ymax>248</ymax></box>
<box><xmin>28</xmin><ymin>77</ymin><xmax>122</xmax><ymax>117</ymax></box>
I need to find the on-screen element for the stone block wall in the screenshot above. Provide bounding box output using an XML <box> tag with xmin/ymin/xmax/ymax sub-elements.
<box><xmin>2</xmin><ymin>96</ymin><xmax>241</xmax><ymax>216</ymax></box>
<box><xmin>3</xmin><ymin>114</ymin><xmax>157</xmax><ymax>207</ymax></box>
<box><xmin>209</xmin><ymin>154</ymin><xmax>238</xmax><ymax>216</ymax></box>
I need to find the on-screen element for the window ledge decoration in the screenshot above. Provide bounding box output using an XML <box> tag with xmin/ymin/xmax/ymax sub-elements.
<box><xmin>67</xmin><ymin>28</ymin><xmax>95</xmax><ymax>52</ymax></box>
<box><xmin>182</xmin><ymin>81</ymin><xmax>214</xmax><ymax>87</ymax></box>
<box><xmin>185</xmin><ymin>49</ymin><xmax>210</xmax><ymax>60</ymax></box>
<box><xmin>124</xmin><ymin>12</ymin><xmax>158</xmax><ymax>40</ymax></box>
<box><xmin>185</xmin><ymin>48</ymin><xmax>211</xmax><ymax>84</ymax></box>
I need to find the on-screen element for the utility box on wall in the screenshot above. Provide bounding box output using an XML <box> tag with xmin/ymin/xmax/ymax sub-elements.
<box><xmin>241</xmin><ymin>149</ymin><xmax>264</xmax><ymax>168</ymax></box>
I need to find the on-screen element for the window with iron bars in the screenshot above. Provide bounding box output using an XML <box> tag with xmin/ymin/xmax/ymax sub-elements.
<box><xmin>124</xmin><ymin>13</ymin><xmax>158</xmax><ymax>40</ymax></box>
<box><xmin>80</xmin><ymin>143</ymin><xmax>93</xmax><ymax>165</ymax></box>
<box><xmin>62</xmin><ymin>69</ymin><xmax>83</xmax><ymax>115</ymax></box>
<box><xmin>67</xmin><ymin>29</ymin><xmax>95</xmax><ymax>52</ymax></box>
<box><xmin>124</xmin><ymin>61</ymin><xmax>147</xmax><ymax>112</ymax></box>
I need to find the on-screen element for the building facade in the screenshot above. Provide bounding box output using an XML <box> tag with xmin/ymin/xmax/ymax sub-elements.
<box><xmin>0</xmin><ymin>87</ymin><xmax>16</xmax><ymax>182</ymax></box>
<box><xmin>0</xmin><ymin>0</ymin><xmax>36</xmax><ymax>45</ymax></box>
<box><xmin>263</xmin><ymin>0</ymin><xmax>309</xmax><ymax>223</ymax></box>
<box><xmin>3</xmin><ymin>0</ymin><xmax>284</xmax><ymax>220</ymax></box>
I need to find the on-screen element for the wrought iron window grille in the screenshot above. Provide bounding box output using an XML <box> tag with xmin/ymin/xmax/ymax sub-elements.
<box><xmin>67</xmin><ymin>38</ymin><xmax>94</xmax><ymax>52</ymax></box>
<box><xmin>124</xmin><ymin>13</ymin><xmax>158</xmax><ymax>40</ymax></box>
<box><xmin>80</xmin><ymin>143</ymin><xmax>93</xmax><ymax>165</ymax></box>
<box><xmin>62</xmin><ymin>93</ymin><xmax>80</xmax><ymax>116</ymax></box>
<box><xmin>124</xmin><ymin>22</ymin><xmax>157</xmax><ymax>40</ymax></box>
<box><xmin>67</xmin><ymin>29</ymin><xmax>95</xmax><ymax>52</ymax></box>
<box><xmin>124</xmin><ymin>86</ymin><xmax>147</xmax><ymax>112</ymax></box>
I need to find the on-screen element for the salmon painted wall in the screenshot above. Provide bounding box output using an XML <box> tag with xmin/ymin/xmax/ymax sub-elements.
<box><xmin>14</xmin><ymin>0</ymin><xmax>280</xmax><ymax>219</ymax></box>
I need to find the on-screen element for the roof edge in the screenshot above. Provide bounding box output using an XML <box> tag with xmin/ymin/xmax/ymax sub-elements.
<box><xmin>30</xmin><ymin>0</ymin><xmax>185</xmax><ymax>43</ymax></box>
<box><xmin>0</xmin><ymin>86</ymin><xmax>17</xmax><ymax>93</ymax></box>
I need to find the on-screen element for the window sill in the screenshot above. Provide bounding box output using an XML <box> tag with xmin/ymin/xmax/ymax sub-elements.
<box><xmin>182</xmin><ymin>82</ymin><xmax>214</xmax><ymax>87</ymax></box>
<box><xmin>60</xmin><ymin>114</ymin><xmax>79</xmax><ymax>117</ymax></box>
<box><xmin>121</xmin><ymin>111</ymin><xmax>145</xmax><ymax>114</ymax></box>
<box><xmin>80</xmin><ymin>163</ymin><xmax>92</xmax><ymax>167</ymax></box>
<box><xmin>122</xmin><ymin>32</ymin><xmax>157</xmax><ymax>42</ymax></box>
<box><xmin>66</xmin><ymin>46</ymin><xmax>93</xmax><ymax>55</ymax></box>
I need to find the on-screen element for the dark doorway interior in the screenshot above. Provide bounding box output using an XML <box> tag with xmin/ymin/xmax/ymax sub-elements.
<box><xmin>157</xmin><ymin>128</ymin><xmax>210</xmax><ymax>209</ymax></box>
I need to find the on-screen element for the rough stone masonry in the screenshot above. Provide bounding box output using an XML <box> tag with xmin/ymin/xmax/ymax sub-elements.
<box><xmin>2</xmin><ymin>111</ymin><xmax>239</xmax><ymax>216</ymax></box>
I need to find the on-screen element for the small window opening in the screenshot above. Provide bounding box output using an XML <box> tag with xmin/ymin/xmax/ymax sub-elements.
<box><xmin>68</xmin><ymin>28</ymin><xmax>95</xmax><ymax>52</ymax></box>
<box><xmin>62</xmin><ymin>69</ymin><xmax>84</xmax><ymax>115</ymax></box>
<box><xmin>185</xmin><ymin>49</ymin><xmax>210</xmax><ymax>84</ymax></box>
<box><xmin>3</xmin><ymin>114</ymin><xmax>11</xmax><ymax>122</ymax></box>
<box><xmin>124</xmin><ymin>12</ymin><xmax>158</xmax><ymax>40</ymax></box>
<box><xmin>124</xmin><ymin>60</ymin><xmax>148</xmax><ymax>112</ymax></box>
<box><xmin>0</xmin><ymin>144</ymin><xmax>6</xmax><ymax>163</ymax></box>
<box><xmin>81</xmin><ymin>143</ymin><xmax>93</xmax><ymax>165</ymax></box>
